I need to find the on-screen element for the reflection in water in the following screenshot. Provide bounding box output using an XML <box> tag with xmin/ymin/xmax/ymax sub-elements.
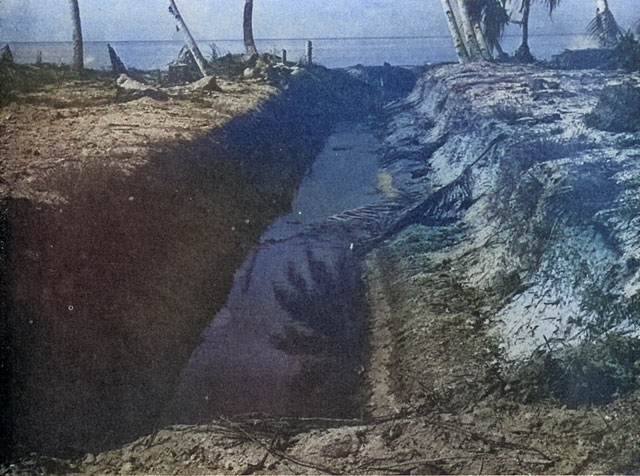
<box><xmin>170</xmin><ymin>123</ymin><xmax>382</xmax><ymax>421</ymax></box>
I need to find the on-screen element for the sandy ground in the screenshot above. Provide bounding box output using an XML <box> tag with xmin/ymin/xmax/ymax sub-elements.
<box><xmin>0</xmin><ymin>77</ymin><xmax>275</xmax><ymax>203</ymax></box>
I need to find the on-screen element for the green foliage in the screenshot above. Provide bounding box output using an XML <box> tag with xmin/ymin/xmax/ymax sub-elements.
<box><xmin>491</xmin><ymin>102</ymin><xmax>532</xmax><ymax>123</ymax></box>
<box><xmin>584</xmin><ymin>82</ymin><xmax>640</xmax><ymax>133</ymax></box>
<box><xmin>467</xmin><ymin>0</ymin><xmax>510</xmax><ymax>53</ymax></box>
<box><xmin>587</xmin><ymin>8</ymin><xmax>623</xmax><ymax>48</ymax></box>
<box><xmin>507</xmin><ymin>288</ymin><xmax>640</xmax><ymax>407</ymax></box>
<box><xmin>492</xmin><ymin>269</ymin><xmax>525</xmax><ymax>300</ymax></box>
<box><xmin>579</xmin><ymin>287</ymin><xmax>640</xmax><ymax>338</ymax></box>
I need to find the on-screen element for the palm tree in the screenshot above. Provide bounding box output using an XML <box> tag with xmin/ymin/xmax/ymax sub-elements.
<box><xmin>513</xmin><ymin>0</ymin><xmax>561</xmax><ymax>63</ymax></box>
<box><xmin>69</xmin><ymin>0</ymin><xmax>83</xmax><ymax>70</ymax></box>
<box><xmin>442</xmin><ymin>0</ymin><xmax>510</xmax><ymax>62</ymax></box>
<box><xmin>440</xmin><ymin>0</ymin><xmax>471</xmax><ymax>62</ymax></box>
<box><xmin>468</xmin><ymin>0</ymin><xmax>510</xmax><ymax>60</ymax></box>
<box><xmin>513</xmin><ymin>0</ymin><xmax>534</xmax><ymax>62</ymax></box>
<box><xmin>244</xmin><ymin>0</ymin><xmax>258</xmax><ymax>56</ymax></box>
<box><xmin>587</xmin><ymin>0</ymin><xmax>622</xmax><ymax>47</ymax></box>
<box><xmin>456</xmin><ymin>0</ymin><xmax>485</xmax><ymax>60</ymax></box>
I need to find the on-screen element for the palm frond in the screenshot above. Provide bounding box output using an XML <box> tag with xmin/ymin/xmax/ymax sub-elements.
<box><xmin>587</xmin><ymin>9</ymin><xmax>623</xmax><ymax>47</ymax></box>
<box><xmin>466</xmin><ymin>0</ymin><xmax>510</xmax><ymax>52</ymax></box>
<box><xmin>541</xmin><ymin>0</ymin><xmax>561</xmax><ymax>15</ymax></box>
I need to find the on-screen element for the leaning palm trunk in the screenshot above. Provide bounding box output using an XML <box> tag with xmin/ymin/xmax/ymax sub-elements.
<box><xmin>243</xmin><ymin>0</ymin><xmax>259</xmax><ymax>56</ymax></box>
<box><xmin>456</xmin><ymin>0</ymin><xmax>484</xmax><ymax>60</ymax></box>
<box><xmin>168</xmin><ymin>0</ymin><xmax>208</xmax><ymax>77</ymax></box>
<box><xmin>69</xmin><ymin>0</ymin><xmax>83</xmax><ymax>71</ymax></box>
<box><xmin>440</xmin><ymin>0</ymin><xmax>470</xmax><ymax>63</ymax></box>
<box><xmin>457</xmin><ymin>0</ymin><xmax>492</xmax><ymax>60</ymax></box>
<box><xmin>472</xmin><ymin>21</ymin><xmax>494</xmax><ymax>60</ymax></box>
<box><xmin>587</xmin><ymin>0</ymin><xmax>621</xmax><ymax>47</ymax></box>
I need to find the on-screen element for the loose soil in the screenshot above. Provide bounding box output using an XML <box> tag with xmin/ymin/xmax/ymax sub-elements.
<box><xmin>0</xmin><ymin>76</ymin><xmax>276</xmax><ymax>204</ymax></box>
<box><xmin>0</xmin><ymin>69</ymin><xmax>305</xmax><ymax>459</ymax></box>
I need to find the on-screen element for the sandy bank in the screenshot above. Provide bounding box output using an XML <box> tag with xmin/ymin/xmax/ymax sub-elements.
<box><xmin>0</xmin><ymin>76</ymin><xmax>275</xmax><ymax>203</ymax></box>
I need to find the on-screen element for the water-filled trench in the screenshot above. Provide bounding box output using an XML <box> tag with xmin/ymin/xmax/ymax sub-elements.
<box><xmin>1</xmin><ymin>66</ymin><xmax>418</xmax><ymax>458</ymax></box>
<box><xmin>168</xmin><ymin>122</ymin><xmax>381</xmax><ymax>422</ymax></box>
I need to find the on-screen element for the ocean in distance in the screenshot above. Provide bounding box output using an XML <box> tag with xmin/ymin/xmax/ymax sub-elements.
<box><xmin>8</xmin><ymin>35</ymin><xmax>594</xmax><ymax>71</ymax></box>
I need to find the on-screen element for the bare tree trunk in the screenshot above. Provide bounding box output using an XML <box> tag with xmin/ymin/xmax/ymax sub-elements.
<box><xmin>168</xmin><ymin>0</ymin><xmax>208</xmax><ymax>78</ymax></box>
<box><xmin>440</xmin><ymin>0</ymin><xmax>470</xmax><ymax>63</ymax></box>
<box><xmin>107</xmin><ymin>44</ymin><xmax>128</xmax><ymax>75</ymax></box>
<box><xmin>306</xmin><ymin>40</ymin><xmax>313</xmax><ymax>64</ymax></box>
<box><xmin>472</xmin><ymin>20</ymin><xmax>493</xmax><ymax>60</ymax></box>
<box><xmin>244</xmin><ymin>0</ymin><xmax>258</xmax><ymax>56</ymax></box>
<box><xmin>69</xmin><ymin>0</ymin><xmax>83</xmax><ymax>71</ymax></box>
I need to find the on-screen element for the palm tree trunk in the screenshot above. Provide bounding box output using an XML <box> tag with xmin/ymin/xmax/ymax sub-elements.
<box><xmin>521</xmin><ymin>0</ymin><xmax>530</xmax><ymax>49</ymax></box>
<box><xmin>473</xmin><ymin>21</ymin><xmax>494</xmax><ymax>60</ymax></box>
<box><xmin>456</xmin><ymin>0</ymin><xmax>483</xmax><ymax>60</ymax></box>
<box><xmin>168</xmin><ymin>0</ymin><xmax>208</xmax><ymax>77</ymax></box>
<box><xmin>515</xmin><ymin>0</ymin><xmax>535</xmax><ymax>62</ymax></box>
<box><xmin>479</xmin><ymin>0</ymin><xmax>510</xmax><ymax>60</ymax></box>
<box><xmin>244</xmin><ymin>0</ymin><xmax>259</xmax><ymax>56</ymax></box>
<box><xmin>440</xmin><ymin>0</ymin><xmax>470</xmax><ymax>63</ymax></box>
<box><xmin>69</xmin><ymin>0</ymin><xmax>83</xmax><ymax>71</ymax></box>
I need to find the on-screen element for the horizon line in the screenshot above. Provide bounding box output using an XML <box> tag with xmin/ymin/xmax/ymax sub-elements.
<box><xmin>6</xmin><ymin>32</ymin><xmax>592</xmax><ymax>43</ymax></box>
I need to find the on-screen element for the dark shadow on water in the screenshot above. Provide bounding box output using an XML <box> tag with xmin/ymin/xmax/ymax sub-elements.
<box><xmin>168</xmin><ymin>230</ymin><xmax>368</xmax><ymax>422</ymax></box>
<box><xmin>166</xmin><ymin>120</ymin><xmax>384</xmax><ymax>423</ymax></box>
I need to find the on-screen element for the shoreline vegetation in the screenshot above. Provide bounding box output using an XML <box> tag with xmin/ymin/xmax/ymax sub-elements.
<box><xmin>2</xmin><ymin>44</ymin><xmax>640</xmax><ymax>474</ymax></box>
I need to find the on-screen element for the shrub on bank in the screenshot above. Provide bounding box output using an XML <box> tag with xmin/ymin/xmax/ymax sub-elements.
<box><xmin>505</xmin><ymin>289</ymin><xmax>640</xmax><ymax>407</ymax></box>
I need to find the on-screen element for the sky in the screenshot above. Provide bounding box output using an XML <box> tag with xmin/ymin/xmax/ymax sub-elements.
<box><xmin>0</xmin><ymin>0</ymin><xmax>638</xmax><ymax>43</ymax></box>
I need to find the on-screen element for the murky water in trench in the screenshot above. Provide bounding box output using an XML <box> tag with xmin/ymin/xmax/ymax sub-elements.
<box><xmin>168</xmin><ymin>122</ymin><xmax>382</xmax><ymax>422</ymax></box>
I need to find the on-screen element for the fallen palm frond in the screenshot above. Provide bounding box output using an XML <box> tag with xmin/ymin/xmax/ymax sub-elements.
<box><xmin>386</xmin><ymin>134</ymin><xmax>506</xmax><ymax>237</ymax></box>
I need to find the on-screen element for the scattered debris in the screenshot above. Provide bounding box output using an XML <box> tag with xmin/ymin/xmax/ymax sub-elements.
<box><xmin>115</xmin><ymin>73</ymin><xmax>168</xmax><ymax>101</ymax></box>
